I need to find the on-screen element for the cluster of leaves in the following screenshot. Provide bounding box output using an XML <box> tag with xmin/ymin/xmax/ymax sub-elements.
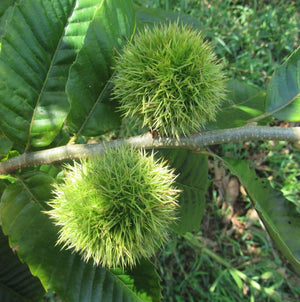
<box><xmin>0</xmin><ymin>0</ymin><xmax>299</xmax><ymax>301</ymax></box>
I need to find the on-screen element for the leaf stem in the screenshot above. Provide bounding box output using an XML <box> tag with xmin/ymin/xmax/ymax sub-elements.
<box><xmin>68</xmin><ymin>79</ymin><xmax>115</xmax><ymax>144</ymax></box>
<box><xmin>1</xmin><ymin>126</ymin><xmax>300</xmax><ymax>174</ymax></box>
<box><xmin>247</xmin><ymin>92</ymin><xmax>300</xmax><ymax>124</ymax></box>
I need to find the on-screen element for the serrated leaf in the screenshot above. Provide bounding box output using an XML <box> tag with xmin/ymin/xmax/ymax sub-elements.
<box><xmin>158</xmin><ymin>149</ymin><xmax>209</xmax><ymax>234</ymax></box>
<box><xmin>128</xmin><ymin>259</ymin><xmax>161</xmax><ymax>302</ymax></box>
<box><xmin>207</xmin><ymin>80</ymin><xmax>269</xmax><ymax>129</ymax></box>
<box><xmin>0</xmin><ymin>0</ymin><xmax>101</xmax><ymax>150</ymax></box>
<box><xmin>0</xmin><ymin>171</ymin><xmax>160</xmax><ymax>302</ymax></box>
<box><xmin>266</xmin><ymin>46</ymin><xmax>300</xmax><ymax>121</ymax></box>
<box><xmin>0</xmin><ymin>228</ymin><xmax>45</xmax><ymax>302</ymax></box>
<box><xmin>111</xmin><ymin>261</ymin><xmax>161</xmax><ymax>302</ymax></box>
<box><xmin>66</xmin><ymin>0</ymin><xmax>136</xmax><ymax>138</ymax></box>
<box><xmin>225</xmin><ymin>158</ymin><xmax>300</xmax><ymax>275</ymax></box>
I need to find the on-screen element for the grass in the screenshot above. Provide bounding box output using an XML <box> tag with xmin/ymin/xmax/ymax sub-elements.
<box><xmin>257</xmin><ymin>140</ymin><xmax>300</xmax><ymax>207</ymax></box>
<box><xmin>132</xmin><ymin>0</ymin><xmax>300</xmax><ymax>301</ymax></box>
<box><xmin>135</xmin><ymin>0</ymin><xmax>299</xmax><ymax>87</ymax></box>
<box><xmin>187</xmin><ymin>0</ymin><xmax>299</xmax><ymax>87</ymax></box>
<box><xmin>156</xmin><ymin>191</ymin><xmax>300</xmax><ymax>301</ymax></box>
<box><xmin>221</xmin><ymin>137</ymin><xmax>300</xmax><ymax>207</ymax></box>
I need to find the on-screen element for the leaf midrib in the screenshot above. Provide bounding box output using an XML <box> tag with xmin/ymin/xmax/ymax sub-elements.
<box><xmin>25</xmin><ymin>1</ymin><xmax>77</xmax><ymax>151</ymax></box>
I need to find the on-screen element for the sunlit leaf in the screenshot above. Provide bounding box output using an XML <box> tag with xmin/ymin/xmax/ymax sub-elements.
<box><xmin>265</xmin><ymin>46</ymin><xmax>300</xmax><ymax>121</ymax></box>
<box><xmin>208</xmin><ymin>80</ymin><xmax>269</xmax><ymax>129</ymax></box>
<box><xmin>0</xmin><ymin>0</ymin><xmax>101</xmax><ymax>150</ymax></box>
<box><xmin>66</xmin><ymin>0</ymin><xmax>136</xmax><ymax>138</ymax></box>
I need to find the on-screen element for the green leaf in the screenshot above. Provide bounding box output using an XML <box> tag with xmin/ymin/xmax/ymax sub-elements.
<box><xmin>0</xmin><ymin>174</ymin><xmax>17</xmax><ymax>183</ymax></box>
<box><xmin>207</xmin><ymin>80</ymin><xmax>268</xmax><ymax>129</ymax></box>
<box><xmin>0</xmin><ymin>0</ymin><xmax>101</xmax><ymax>150</ymax></box>
<box><xmin>0</xmin><ymin>171</ymin><xmax>159</xmax><ymax>301</ymax></box>
<box><xmin>229</xmin><ymin>269</ymin><xmax>243</xmax><ymax>290</ymax></box>
<box><xmin>158</xmin><ymin>149</ymin><xmax>209</xmax><ymax>234</ymax></box>
<box><xmin>128</xmin><ymin>259</ymin><xmax>161</xmax><ymax>302</ymax></box>
<box><xmin>0</xmin><ymin>0</ymin><xmax>16</xmax><ymax>18</ymax></box>
<box><xmin>0</xmin><ymin>131</ymin><xmax>12</xmax><ymax>158</ymax></box>
<box><xmin>225</xmin><ymin>158</ymin><xmax>300</xmax><ymax>275</ymax></box>
<box><xmin>110</xmin><ymin>259</ymin><xmax>162</xmax><ymax>302</ymax></box>
<box><xmin>0</xmin><ymin>285</ymin><xmax>27</xmax><ymax>302</ymax></box>
<box><xmin>0</xmin><ymin>0</ymin><xmax>17</xmax><ymax>38</ymax></box>
<box><xmin>135</xmin><ymin>6</ymin><xmax>202</xmax><ymax>30</ymax></box>
<box><xmin>0</xmin><ymin>228</ymin><xmax>45</xmax><ymax>302</ymax></box>
<box><xmin>265</xmin><ymin>46</ymin><xmax>300</xmax><ymax>121</ymax></box>
<box><xmin>66</xmin><ymin>0</ymin><xmax>136</xmax><ymax>138</ymax></box>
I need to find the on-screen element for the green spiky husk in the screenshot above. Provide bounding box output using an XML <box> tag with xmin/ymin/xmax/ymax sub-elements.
<box><xmin>112</xmin><ymin>22</ymin><xmax>227</xmax><ymax>138</ymax></box>
<box><xmin>47</xmin><ymin>146</ymin><xmax>179</xmax><ymax>269</ymax></box>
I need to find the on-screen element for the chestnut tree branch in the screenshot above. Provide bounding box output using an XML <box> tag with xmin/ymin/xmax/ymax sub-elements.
<box><xmin>1</xmin><ymin>126</ymin><xmax>300</xmax><ymax>174</ymax></box>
